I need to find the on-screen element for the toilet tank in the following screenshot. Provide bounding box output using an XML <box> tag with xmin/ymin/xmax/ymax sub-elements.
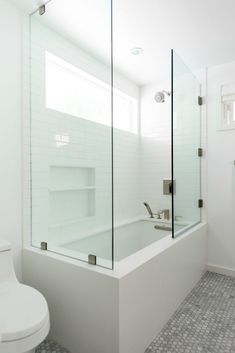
<box><xmin>0</xmin><ymin>239</ymin><xmax>17</xmax><ymax>283</ymax></box>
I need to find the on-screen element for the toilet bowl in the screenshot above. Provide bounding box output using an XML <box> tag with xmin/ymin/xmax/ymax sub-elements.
<box><xmin>0</xmin><ymin>239</ymin><xmax>50</xmax><ymax>353</ymax></box>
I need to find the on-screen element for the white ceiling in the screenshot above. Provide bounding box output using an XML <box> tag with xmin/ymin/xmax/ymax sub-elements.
<box><xmin>9</xmin><ymin>0</ymin><xmax>45</xmax><ymax>13</ymax></box>
<box><xmin>9</xmin><ymin>0</ymin><xmax>235</xmax><ymax>85</ymax></box>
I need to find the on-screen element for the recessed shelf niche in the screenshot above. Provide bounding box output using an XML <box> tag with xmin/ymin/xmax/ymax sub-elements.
<box><xmin>49</xmin><ymin>166</ymin><xmax>95</xmax><ymax>227</ymax></box>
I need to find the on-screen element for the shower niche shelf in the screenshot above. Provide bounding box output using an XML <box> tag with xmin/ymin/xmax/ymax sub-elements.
<box><xmin>49</xmin><ymin>165</ymin><xmax>95</xmax><ymax>190</ymax></box>
<box><xmin>49</xmin><ymin>186</ymin><xmax>96</xmax><ymax>192</ymax></box>
<box><xmin>49</xmin><ymin>165</ymin><xmax>95</xmax><ymax>227</ymax></box>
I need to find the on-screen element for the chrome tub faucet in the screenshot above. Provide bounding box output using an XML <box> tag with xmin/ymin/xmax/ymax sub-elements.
<box><xmin>143</xmin><ymin>202</ymin><xmax>170</xmax><ymax>221</ymax></box>
<box><xmin>159</xmin><ymin>209</ymin><xmax>170</xmax><ymax>221</ymax></box>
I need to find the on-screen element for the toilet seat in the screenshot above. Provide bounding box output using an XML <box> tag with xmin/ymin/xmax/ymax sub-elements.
<box><xmin>0</xmin><ymin>240</ymin><xmax>50</xmax><ymax>353</ymax></box>
<box><xmin>0</xmin><ymin>317</ymin><xmax>49</xmax><ymax>353</ymax></box>
<box><xmin>0</xmin><ymin>283</ymin><xmax>49</xmax><ymax>343</ymax></box>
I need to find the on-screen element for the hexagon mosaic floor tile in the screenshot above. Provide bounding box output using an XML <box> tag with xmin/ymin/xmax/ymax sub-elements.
<box><xmin>145</xmin><ymin>271</ymin><xmax>235</xmax><ymax>353</ymax></box>
<box><xmin>36</xmin><ymin>338</ymin><xmax>71</xmax><ymax>353</ymax></box>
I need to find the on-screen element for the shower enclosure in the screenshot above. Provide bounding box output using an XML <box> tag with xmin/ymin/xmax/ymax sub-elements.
<box><xmin>24</xmin><ymin>1</ymin><xmax>207</xmax><ymax>352</ymax></box>
<box><xmin>29</xmin><ymin>0</ymin><xmax>202</xmax><ymax>271</ymax></box>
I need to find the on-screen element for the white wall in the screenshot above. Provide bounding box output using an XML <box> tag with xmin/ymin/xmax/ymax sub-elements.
<box><xmin>207</xmin><ymin>60</ymin><xmax>235</xmax><ymax>272</ymax></box>
<box><xmin>0</xmin><ymin>0</ymin><xmax>22</xmax><ymax>279</ymax></box>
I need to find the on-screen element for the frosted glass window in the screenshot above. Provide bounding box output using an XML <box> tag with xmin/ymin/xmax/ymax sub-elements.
<box><xmin>221</xmin><ymin>92</ymin><xmax>235</xmax><ymax>129</ymax></box>
<box><xmin>222</xmin><ymin>98</ymin><xmax>235</xmax><ymax>128</ymax></box>
<box><xmin>46</xmin><ymin>52</ymin><xmax>138</xmax><ymax>133</ymax></box>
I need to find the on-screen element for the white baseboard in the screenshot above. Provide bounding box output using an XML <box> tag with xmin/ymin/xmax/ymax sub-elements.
<box><xmin>207</xmin><ymin>264</ymin><xmax>235</xmax><ymax>278</ymax></box>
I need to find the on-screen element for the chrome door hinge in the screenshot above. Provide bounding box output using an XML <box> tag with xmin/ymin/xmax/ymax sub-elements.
<box><xmin>198</xmin><ymin>199</ymin><xmax>203</xmax><ymax>208</ymax></box>
<box><xmin>198</xmin><ymin>148</ymin><xmax>203</xmax><ymax>157</ymax></box>
<box><xmin>41</xmin><ymin>242</ymin><xmax>48</xmax><ymax>250</ymax></box>
<box><xmin>39</xmin><ymin>5</ymin><xmax>46</xmax><ymax>16</ymax></box>
<box><xmin>198</xmin><ymin>96</ymin><xmax>204</xmax><ymax>106</ymax></box>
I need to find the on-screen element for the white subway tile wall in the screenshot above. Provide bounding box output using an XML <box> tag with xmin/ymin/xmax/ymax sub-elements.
<box><xmin>173</xmin><ymin>69</ymin><xmax>201</xmax><ymax>225</ymax></box>
<box><xmin>140</xmin><ymin>83</ymin><xmax>171</xmax><ymax>216</ymax></box>
<box><xmin>27</xmin><ymin>17</ymin><xmax>144</xmax><ymax>262</ymax></box>
<box><xmin>25</xmin><ymin>14</ymin><xmax>203</xmax><ymax>261</ymax></box>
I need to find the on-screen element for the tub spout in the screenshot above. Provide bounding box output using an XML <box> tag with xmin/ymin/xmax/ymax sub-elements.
<box><xmin>154</xmin><ymin>224</ymin><xmax>172</xmax><ymax>231</ymax></box>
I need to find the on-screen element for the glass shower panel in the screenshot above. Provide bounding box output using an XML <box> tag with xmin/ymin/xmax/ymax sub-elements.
<box><xmin>171</xmin><ymin>50</ymin><xmax>201</xmax><ymax>237</ymax></box>
<box><xmin>30</xmin><ymin>0</ymin><xmax>113</xmax><ymax>269</ymax></box>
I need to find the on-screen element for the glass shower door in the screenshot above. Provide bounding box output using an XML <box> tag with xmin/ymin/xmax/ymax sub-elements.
<box><xmin>30</xmin><ymin>0</ymin><xmax>113</xmax><ymax>269</ymax></box>
<box><xmin>171</xmin><ymin>50</ymin><xmax>202</xmax><ymax>237</ymax></box>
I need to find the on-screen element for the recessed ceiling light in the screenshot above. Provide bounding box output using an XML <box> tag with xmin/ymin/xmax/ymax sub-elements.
<box><xmin>131</xmin><ymin>47</ymin><xmax>143</xmax><ymax>55</ymax></box>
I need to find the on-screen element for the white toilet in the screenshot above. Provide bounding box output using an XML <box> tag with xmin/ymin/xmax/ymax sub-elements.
<box><xmin>0</xmin><ymin>239</ymin><xmax>50</xmax><ymax>353</ymax></box>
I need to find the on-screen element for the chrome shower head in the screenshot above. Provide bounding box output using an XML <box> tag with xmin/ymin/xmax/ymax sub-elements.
<box><xmin>154</xmin><ymin>90</ymin><xmax>171</xmax><ymax>103</ymax></box>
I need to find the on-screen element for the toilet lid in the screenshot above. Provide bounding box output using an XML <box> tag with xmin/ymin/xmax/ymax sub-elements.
<box><xmin>0</xmin><ymin>283</ymin><xmax>49</xmax><ymax>342</ymax></box>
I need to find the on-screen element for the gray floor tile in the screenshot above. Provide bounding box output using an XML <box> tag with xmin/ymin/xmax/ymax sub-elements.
<box><xmin>36</xmin><ymin>338</ymin><xmax>71</xmax><ymax>353</ymax></box>
<box><xmin>145</xmin><ymin>271</ymin><xmax>235</xmax><ymax>353</ymax></box>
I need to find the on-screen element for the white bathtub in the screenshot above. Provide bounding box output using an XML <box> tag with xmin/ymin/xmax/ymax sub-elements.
<box><xmin>63</xmin><ymin>220</ymin><xmax>170</xmax><ymax>261</ymax></box>
<box><xmin>23</xmin><ymin>222</ymin><xmax>207</xmax><ymax>353</ymax></box>
<box><xmin>46</xmin><ymin>219</ymin><xmax>186</xmax><ymax>268</ymax></box>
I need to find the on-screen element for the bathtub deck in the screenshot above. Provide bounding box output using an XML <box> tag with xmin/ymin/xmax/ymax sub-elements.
<box><xmin>146</xmin><ymin>271</ymin><xmax>235</xmax><ymax>353</ymax></box>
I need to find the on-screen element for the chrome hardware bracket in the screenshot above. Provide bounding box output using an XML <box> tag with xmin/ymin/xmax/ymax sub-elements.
<box><xmin>41</xmin><ymin>242</ymin><xmax>48</xmax><ymax>251</ymax></box>
<box><xmin>39</xmin><ymin>5</ymin><xmax>46</xmax><ymax>15</ymax></box>
<box><xmin>88</xmin><ymin>254</ymin><xmax>97</xmax><ymax>265</ymax></box>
